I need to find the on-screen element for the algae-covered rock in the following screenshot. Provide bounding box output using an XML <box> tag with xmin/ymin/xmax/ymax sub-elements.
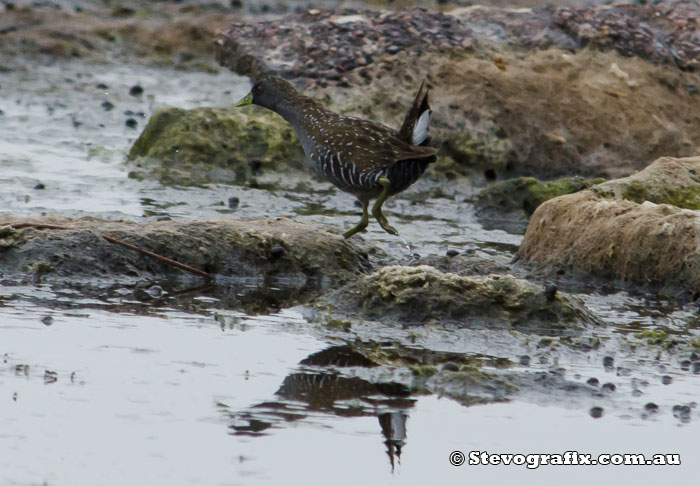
<box><xmin>591</xmin><ymin>156</ymin><xmax>700</xmax><ymax>209</ymax></box>
<box><xmin>0</xmin><ymin>216</ymin><xmax>371</xmax><ymax>290</ymax></box>
<box><xmin>517</xmin><ymin>190</ymin><xmax>700</xmax><ymax>295</ymax></box>
<box><xmin>127</xmin><ymin>106</ymin><xmax>306</xmax><ymax>186</ymax></box>
<box><xmin>318</xmin><ymin>265</ymin><xmax>598</xmax><ymax>332</ymax></box>
<box><xmin>439</xmin><ymin>131</ymin><xmax>511</xmax><ymax>179</ymax></box>
<box><xmin>477</xmin><ymin>176</ymin><xmax>603</xmax><ymax>220</ymax></box>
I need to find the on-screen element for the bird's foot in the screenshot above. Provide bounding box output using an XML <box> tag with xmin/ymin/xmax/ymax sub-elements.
<box><xmin>343</xmin><ymin>224</ymin><xmax>367</xmax><ymax>239</ymax></box>
<box><xmin>376</xmin><ymin>215</ymin><xmax>399</xmax><ymax>236</ymax></box>
<box><xmin>343</xmin><ymin>200</ymin><xmax>370</xmax><ymax>239</ymax></box>
<box><xmin>372</xmin><ymin>178</ymin><xmax>399</xmax><ymax>236</ymax></box>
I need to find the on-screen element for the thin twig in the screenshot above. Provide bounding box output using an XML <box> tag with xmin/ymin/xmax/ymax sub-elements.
<box><xmin>101</xmin><ymin>234</ymin><xmax>213</xmax><ymax>281</ymax></box>
<box><xmin>8</xmin><ymin>222</ymin><xmax>213</xmax><ymax>281</ymax></box>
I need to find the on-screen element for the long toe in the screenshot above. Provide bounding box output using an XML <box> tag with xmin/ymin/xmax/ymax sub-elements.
<box><xmin>343</xmin><ymin>222</ymin><xmax>368</xmax><ymax>239</ymax></box>
<box><xmin>379</xmin><ymin>221</ymin><xmax>399</xmax><ymax>236</ymax></box>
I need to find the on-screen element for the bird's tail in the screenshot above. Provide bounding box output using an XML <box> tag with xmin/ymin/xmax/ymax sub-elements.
<box><xmin>398</xmin><ymin>80</ymin><xmax>432</xmax><ymax>147</ymax></box>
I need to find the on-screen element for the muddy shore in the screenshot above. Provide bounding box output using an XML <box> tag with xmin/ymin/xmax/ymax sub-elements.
<box><xmin>2</xmin><ymin>4</ymin><xmax>700</xmax><ymax>475</ymax></box>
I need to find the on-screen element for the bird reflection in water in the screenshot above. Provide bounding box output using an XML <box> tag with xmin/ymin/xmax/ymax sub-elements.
<box><xmin>379</xmin><ymin>411</ymin><xmax>408</xmax><ymax>472</ymax></box>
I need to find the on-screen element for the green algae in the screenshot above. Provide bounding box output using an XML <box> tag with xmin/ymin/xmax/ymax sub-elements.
<box><xmin>127</xmin><ymin>106</ymin><xmax>306</xmax><ymax>186</ymax></box>
<box><xmin>477</xmin><ymin>176</ymin><xmax>603</xmax><ymax>218</ymax></box>
<box><xmin>324</xmin><ymin>265</ymin><xmax>600</xmax><ymax>332</ymax></box>
<box><xmin>591</xmin><ymin>156</ymin><xmax>700</xmax><ymax>209</ymax></box>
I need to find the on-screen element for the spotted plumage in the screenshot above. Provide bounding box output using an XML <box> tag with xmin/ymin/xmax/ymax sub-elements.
<box><xmin>235</xmin><ymin>75</ymin><xmax>437</xmax><ymax>238</ymax></box>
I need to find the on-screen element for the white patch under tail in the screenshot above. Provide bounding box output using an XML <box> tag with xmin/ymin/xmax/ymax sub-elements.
<box><xmin>411</xmin><ymin>109</ymin><xmax>432</xmax><ymax>146</ymax></box>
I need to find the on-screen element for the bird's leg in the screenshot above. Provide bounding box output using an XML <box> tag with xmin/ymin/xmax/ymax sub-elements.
<box><xmin>372</xmin><ymin>177</ymin><xmax>399</xmax><ymax>236</ymax></box>
<box><xmin>343</xmin><ymin>200</ymin><xmax>370</xmax><ymax>239</ymax></box>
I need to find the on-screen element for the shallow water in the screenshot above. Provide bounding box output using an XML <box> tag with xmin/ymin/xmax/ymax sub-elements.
<box><xmin>2</xmin><ymin>60</ymin><xmax>700</xmax><ymax>484</ymax></box>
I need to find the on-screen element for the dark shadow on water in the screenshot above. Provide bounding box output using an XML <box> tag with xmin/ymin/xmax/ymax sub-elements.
<box><xmin>225</xmin><ymin>345</ymin><xmax>418</xmax><ymax>471</ymax></box>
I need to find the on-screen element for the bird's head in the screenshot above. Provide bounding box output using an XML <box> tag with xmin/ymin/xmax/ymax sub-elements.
<box><xmin>234</xmin><ymin>75</ymin><xmax>298</xmax><ymax>112</ymax></box>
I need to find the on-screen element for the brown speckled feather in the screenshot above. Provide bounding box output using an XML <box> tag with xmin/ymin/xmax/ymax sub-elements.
<box><xmin>248</xmin><ymin>75</ymin><xmax>436</xmax><ymax>199</ymax></box>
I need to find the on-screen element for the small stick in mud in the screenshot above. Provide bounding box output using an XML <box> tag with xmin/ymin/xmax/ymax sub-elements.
<box><xmin>100</xmin><ymin>234</ymin><xmax>213</xmax><ymax>281</ymax></box>
<box><xmin>8</xmin><ymin>223</ymin><xmax>214</xmax><ymax>281</ymax></box>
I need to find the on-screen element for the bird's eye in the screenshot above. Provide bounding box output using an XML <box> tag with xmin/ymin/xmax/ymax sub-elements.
<box><xmin>255</xmin><ymin>85</ymin><xmax>263</xmax><ymax>95</ymax></box>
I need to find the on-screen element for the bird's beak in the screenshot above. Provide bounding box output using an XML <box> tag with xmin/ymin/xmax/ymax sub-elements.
<box><xmin>235</xmin><ymin>92</ymin><xmax>253</xmax><ymax>107</ymax></box>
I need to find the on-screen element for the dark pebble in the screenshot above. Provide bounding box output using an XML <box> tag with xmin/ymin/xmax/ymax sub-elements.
<box><xmin>519</xmin><ymin>355</ymin><xmax>531</xmax><ymax>366</ymax></box>
<box><xmin>34</xmin><ymin>183</ymin><xmax>45</xmax><ymax>190</ymax></box>
<box><xmin>249</xmin><ymin>159</ymin><xmax>263</xmax><ymax>173</ymax></box>
<box><xmin>228</xmin><ymin>197</ymin><xmax>240</xmax><ymax>209</ymax></box>
<box><xmin>125</xmin><ymin>118</ymin><xmax>138</xmax><ymax>129</ymax></box>
<box><xmin>631</xmin><ymin>389</ymin><xmax>643</xmax><ymax>397</ymax></box>
<box><xmin>603</xmin><ymin>356</ymin><xmax>614</xmax><ymax>368</ymax></box>
<box><xmin>442</xmin><ymin>362</ymin><xmax>459</xmax><ymax>372</ymax></box>
<box><xmin>680</xmin><ymin>360</ymin><xmax>691</xmax><ymax>371</ymax></box>
<box><xmin>101</xmin><ymin>101</ymin><xmax>114</xmax><ymax>111</ymax></box>
<box><xmin>589</xmin><ymin>406</ymin><xmax>604</xmax><ymax>418</ymax></box>
<box><xmin>586</xmin><ymin>377</ymin><xmax>599</xmax><ymax>387</ymax></box>
<box><xmin>96</xmin><ymin>83</ymin><xmax>108</xmax><ymax>90</ymax></box>
<box><xmin>41</xmin><ymin>316</ymin><xmax>53</xmax><ymax>326</ymax></box>
<box><xmin>661</xmin><ymin>375</ymin><xmax>673</xmax><ymax>385</ymax></box>
<box><xmin>124</xmin><ymin>110</ymin><xmax>134</xmax><ymax>116</ymax></box>
<box><xmin>129</xmin><ymin>85</ymin><xmax>144</xmax><ymax>96</ymax></box>
<box><xmin>387</xmin><ymin>45</ymin><xmax>400</xmax><ymax>54</ymax></box>
<box><xmin>544</xmin><ymin>284</ymin><xmax>557</xmax><ymax>302</ymax></box>
<box><xmin>538</xmin><ymin>356</ymin><xmax>548</xmax><ymax>364</ymax></box>
<box><xmin>601</xmin><ymin>382</ymin><xmax>616</xmax><ymax>392</ymax></box>
<box><xmin>693</xmin><ymin>362</ymin><xmax>700</xmax><ymax>374</ymax></box>
<box><xmin>690</xmin><ymin>352</ymin><xmax>700</xmax><ymax>361</ymax></box>
<box><xmin>644</xmin><ymin>402</ymin><xmax>659</xmax><ymax>413</ymax></box>
<box><xmin>269</xmin><ymin>246</ymin><xmax>285</xmax><ymax>261</ymax></box>
<box><xmin>446</xmin><ymin>249</ymin><xmax>459</xmax><ymax>258</ymax></box>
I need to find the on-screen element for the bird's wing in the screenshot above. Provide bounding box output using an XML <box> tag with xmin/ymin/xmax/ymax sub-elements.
<box><xmin>336</xmin><ymin>118</ymin><xmax>437</xmax><ymax>171</ymax></box>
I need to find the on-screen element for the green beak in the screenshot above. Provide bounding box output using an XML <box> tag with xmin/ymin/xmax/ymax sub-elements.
<box><xmin>235</xmin><ymin>92</ymin><xmax>253</xmax><ymax>107</ymax></box>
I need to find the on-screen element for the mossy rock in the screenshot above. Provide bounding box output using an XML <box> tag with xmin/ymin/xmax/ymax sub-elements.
<box><xmin>518</xmin><ymin>189</ymin><xmax>700</xmax><ymax>296</ymax></box>
<box><xmin>477</xmin><ymin>176</ymin><xmax>604</xmax><ymax>218</ymax></box>
<box><xmin>0</xmin><ymin>216</ymin><xmax>371</xmax><ymax>292</ymax></box>
<box><xmin>127</xmin><ymin>106</ymin><xmax>306</xmax><ymax>186</ymax></box>
<box><xmin>591</xmin><ymin>156</ymin><xmax>700</xmax><ymax>209</ymax></box>
<box><xmin>439</xmin><ymin>131</ymin><xmax>510</xmax><ymax>179</ymax></box>
<box><xmin>318</xmin><ymin>265</ymin><xmax>599</xmax><ymax>333</ymax></box>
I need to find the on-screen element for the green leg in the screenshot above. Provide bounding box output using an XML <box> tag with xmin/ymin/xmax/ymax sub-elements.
<box><xmin>372</xmin><ymin>177</ymin><xmax>399</xmax><ymax>236</ymax></box>
<box><xmin>343</xmin><ymin>200</ymin><xmax>370</xmax><ymax>239</ymax></box>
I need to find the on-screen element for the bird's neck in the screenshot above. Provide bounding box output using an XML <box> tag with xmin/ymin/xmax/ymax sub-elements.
<box><xmin>274</xmin><ymin>96</ymin><xmax>329</xmax><ymax>133</ymax></box>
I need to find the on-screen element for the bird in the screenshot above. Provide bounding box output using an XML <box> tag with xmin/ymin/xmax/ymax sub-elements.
<box><xmin>235</xmin><ymin>74</ymin><xmax>437</xmax><ymax>238</ymax></box>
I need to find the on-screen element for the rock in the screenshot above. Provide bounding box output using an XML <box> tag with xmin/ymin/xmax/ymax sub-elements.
<box><xmin>127</xmin><ymin>107</ymin><xmax>306</xmax><ymax>186</ymax></box>
<box><xmin>129</xmin><ymin>84</ymin><xmax>143</xmax><ymax>96</ymax></box>
<box><xmin>405</xmin><ymin>252</ymin><xmax>514</xmax><ymax>278</ymax></box>
<box><xmin>518</xmin><ymin>190</ymin><xmax>700</xmax><ymax>294</ymax></box>
<box><xmin>476</xmin><ymin>176</ymin><xmax>603</xmax><ymax>220</ymax></box>
<box><xmin>592</xmin><ymin>156</ymin><xmax>700</xmax><ymax>210</ymax></box>
<box><xmin>0</xmin><ymin>216</ymin><xmax>371</xmax><ymax>289</ymax></box>
<box><xmin>317</xmin><ymin>265</ymin><xmax>599</xmax><ymax>332</ymax></box>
